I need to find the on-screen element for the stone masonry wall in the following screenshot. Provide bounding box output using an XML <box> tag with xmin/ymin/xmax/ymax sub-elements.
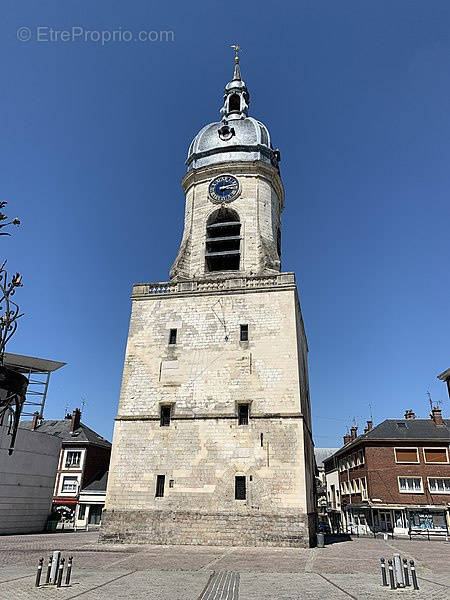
<box><xmin>100</xmin><ymin>509</ymin><xmax>312</xmax><ymax>547</ymax></box>
<box><xmin>171</xmin><ymin>162</ymin><xmax>283</xmax><ymax>280</ymax></box>
<box><xmin>102</xmin><ymin>280</ymin><xmax>315</xmax><ymax>547</ymax></box>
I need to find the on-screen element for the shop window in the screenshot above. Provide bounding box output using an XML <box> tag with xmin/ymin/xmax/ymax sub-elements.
<box><xmin>88</xmin><ymin>505</ymin><xmax>102</xmax><ymax>525</ymax></box>
<box><xmin>398</xmin><ymin>477</ymin><xmax>423</xmax><ymax>493</ymax></box>
<box><xmin>424</xmin><ymin>448</ymin><xmax>448</xmax><ymax>464</ymax></box>
<box><xmin>394</xmin><ymin>448</ymin><xmax>419</xmax><ymax>464</ymax></box>
<box><xmin>409</xmin><ymin>511</ymin><xmax>447</xmax><ymax>530</ymax></box>
<box><xmin>78</xmin><ymin>504</ymin><xmax>86</xmax><ymax>520</ymax></box>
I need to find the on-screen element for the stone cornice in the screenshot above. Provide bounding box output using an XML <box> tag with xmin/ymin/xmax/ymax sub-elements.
<box><xmin>116</xmin><ymin>412</ymin><xmax>305</xmax><ymax>422</ymax></box>
<box><xmin>132</xmin><ymin>272</ymin><xmax>296</xmax><ymax>300</ymax></box>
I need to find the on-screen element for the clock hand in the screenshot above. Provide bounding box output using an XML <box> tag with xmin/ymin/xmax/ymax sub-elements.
<box><xmin>218</xmin><ymin>184</ymin><xmax>236</xmax><ymax>190</ymax></box>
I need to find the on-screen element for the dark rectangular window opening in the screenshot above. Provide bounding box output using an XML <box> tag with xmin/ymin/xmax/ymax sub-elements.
<box><xmin>160</xmin><ymin>405</ymin><xmax>171</xmax><ymax>427</ymax></box>
<box><xmin>240</xmin><ymin>324</ymin><xmax>249</xmax><ymax>342</ymax></box>
<box><xmin>169</xmin><ymin>328</ymin><xmax>177</xmax><ymax>345</ymax></box>
<box><xmin>155</xmin><ymin>474</ymin><xmax>165</xmax><ymax>497</ymax></box>
<box><xmin>235</xmin><ymin>476</ymin><xmax>246</xmax><ymax>500</ymax></box>
<box><xmin>238</xmin><ymin>404</ymin><xmax>249</xmax><ymax>426</ymax></box>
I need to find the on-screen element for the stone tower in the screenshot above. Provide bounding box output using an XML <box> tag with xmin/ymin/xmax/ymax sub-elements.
<box><xmin>101</xmin><ymin>50</ymin><xmax>316</xmax><ymax>547</ymax></box>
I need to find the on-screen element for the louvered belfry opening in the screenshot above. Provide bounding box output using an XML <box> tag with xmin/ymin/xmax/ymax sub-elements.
<box><xmin>205</xmin><ymin>207</ymin><xmax>241</xmax><ymax>272</ymax></box>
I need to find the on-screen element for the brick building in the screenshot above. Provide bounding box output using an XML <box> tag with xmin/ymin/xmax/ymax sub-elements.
<box><xmin>324</xmin><ymin>408</ymin><xmax>450</xmax><ymax>535</ymax></box>
<box><xmin>21</xmin><ymin>409</ymin><xmax>111</xmax><ymax>524</ymax></box>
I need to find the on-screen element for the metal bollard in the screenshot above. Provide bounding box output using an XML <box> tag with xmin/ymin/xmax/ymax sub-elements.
<box><xmin>65</xmin><ymin>556</ymin><xmax>73</xmax><ymax>585</ymax></box>
<box><xmin>403</xmin><ymin>558</ymin><xmax>410</xmax><ymax>586</ymax></box>
<box><xmin>45</xmin><ymin>555</ymin><xmax>52</xmax><ymax>584</ymax></box>
<box><xmin>50</xmin><ymin>550</ymin><xmax>61</xmax><ymax>584</ymax></box>
<box><xmin>393</xmin><ymin>553</ymin><xmax>405</xmax><ymax>588</ymax></box>
<box><xmin>410</xmin><ymin>560</ymin><xmax>419</xmax><ymax>590</ymax></box>
<box><xmin>56</xmin><ymin>557</ymin><xmax>65</xmax><ymax>588</ymax></box>
<box><xmin>380</xmin><ymin>558</ymin><xmax>388</xmax><ymax>586</ymax></box>
<box><xmin>35</xmin><ymin>558</ymin><xmax>43</xmax><ymax>587</ymax></box>
<box><xmin>388</xmin><ymin>559</ymin><xmax>395</xmax><ymax>589</ymax></box>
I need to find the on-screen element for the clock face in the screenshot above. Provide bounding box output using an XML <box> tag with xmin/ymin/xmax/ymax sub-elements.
<box><xmin>208</xmin><ymin>175</ymin><xmax>240</xmax><ymax>204</ymax></box>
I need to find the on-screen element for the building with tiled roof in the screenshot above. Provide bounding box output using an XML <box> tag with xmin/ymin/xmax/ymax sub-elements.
<box><xmin>323</xmin><ymin>407</ymin><xmax>450</xmax><ymax>536</ymax></box>
<box><xmin>21</xmin><ymin>409</ymin><xmax>111</xmax><ymax>525</ymax></box>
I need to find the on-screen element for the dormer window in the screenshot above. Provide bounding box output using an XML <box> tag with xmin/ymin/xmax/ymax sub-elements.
<box><xmin>228</xmin><ymin>93</ymin><xmax>241</xmax><ymax>113</ymax></box>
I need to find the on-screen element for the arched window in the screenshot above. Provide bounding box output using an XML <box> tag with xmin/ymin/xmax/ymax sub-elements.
<box><xmin>228</xmin><ymin>93</ymin><xmax>241</xmax><ymax>113</ymax></box>
<box><xmin>205</xmin><ymin>208</ymin><xmax>241</xmax><ymax>272</ymax></box>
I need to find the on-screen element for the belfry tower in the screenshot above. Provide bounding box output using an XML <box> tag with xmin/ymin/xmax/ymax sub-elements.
<box><xmin>102</xmin><ymin>48</ymin><xmax>315</xmax><ymax>547</ymax></box>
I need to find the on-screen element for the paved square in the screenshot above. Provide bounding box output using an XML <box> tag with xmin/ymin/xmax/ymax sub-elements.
<box><xmin>0</xmin><ymin>531</ymin><xmax>449</xmax><ymax>599</ymax></box>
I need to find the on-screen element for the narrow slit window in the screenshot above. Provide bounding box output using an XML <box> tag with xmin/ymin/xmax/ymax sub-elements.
<box><xmin>155</xmin><ymin>475</ymin><xmax>165</xmax><ymax>497</ymax></box>
<box><xmin>260</xmin><ymin>432</ymin><xmax>264</xmax><ymax>447</ymax></box>
<box><xmin>169</xmin><ymin>329</ymin><xmax>177</xmax><ymax>345</ymax></box>
<box><xmin>160</xmin><ymin>405</ymin><xmax>171</xmax><ymax>427</ymax></box>
<box><xmin>240</xmin><ymin>324</ymin><xmax>249</xmax><ymax>342</ymax></box>
<box><xmin>235</xmin><ymin>476</ymin><xmax>246</xmax><ymax>500</ymax></box>
<box><xmin>238</xmin><ymin>404</ymin><xmax>249</xmax><ymax>425</ymax></box>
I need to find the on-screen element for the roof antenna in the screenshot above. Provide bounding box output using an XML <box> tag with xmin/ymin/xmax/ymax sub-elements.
<box><xmin>81</xmin><ymin>396</ymin><xmax>87</xmax><ymax>418</ymax></box>
<box><xmin>427</xmin><ymin>391</ymin><xmax>433</xmax><ymax>412</ymax></box>
<box><xmin>368</xmin><ymin>404</ymin><xmax>373</xmax><ymax>422</ymax></box>
<box><xmin>64</xmin><ymin>402</ymin><xmax>69</xmax><ymax>418</ymax></box>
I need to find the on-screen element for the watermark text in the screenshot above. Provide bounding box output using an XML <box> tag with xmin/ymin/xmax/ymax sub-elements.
<box><xmin>17</xmin><ymin>26</ymin><xmax>174</xmax><ymax>45</ymax></box>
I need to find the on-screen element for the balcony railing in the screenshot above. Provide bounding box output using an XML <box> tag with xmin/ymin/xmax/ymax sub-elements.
<box><xmin>132</xmin><ymin>273</ymin><xmax>296</xmax><ymax>298</ymax></box>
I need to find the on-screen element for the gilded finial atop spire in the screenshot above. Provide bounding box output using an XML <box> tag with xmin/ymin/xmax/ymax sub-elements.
<box><xmin>231</xmin><ymin>44</ymin><xmax>241</xmax><ymax>63</ymax></box>
<box><xmin>230</xmin><ymin>44</ymin><xmax>241</xmax><ymax>80</ymax></box>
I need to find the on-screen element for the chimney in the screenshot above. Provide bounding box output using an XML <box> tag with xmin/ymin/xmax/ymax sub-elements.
<box><xmin>343</xmin><ymin>434</ymin><xmax>351</xmax><ymax>445</ymax></box>
<box><xmin>404</xmin><ymin>409</ymin><xmax>416</xmax><ymax>420</ymax></box>
<box><xmin>31</xmin><ymin>411</ymin><xmax>40</xmax><ymax>431</ymax></box>
<box><xmin>364</xmin><ymin>420</ymin><xmax>373</xmax><ymax>434</ymax></box>
<box><xmin>431</xmin><ymin>406</ymin><xmax>444</xmax><ymax>427</ymax></box>
<box><xmin>71</xmin><ymin>408</ymin><xmax>81</xmax><ymax>433</ymax></box>
<box><xmin>350</xmin><ymin>425</ymin><xmax>358</xmax><ymax>441</ymax></box>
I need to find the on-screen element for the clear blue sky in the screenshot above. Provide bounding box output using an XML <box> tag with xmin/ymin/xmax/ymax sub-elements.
<box><xmin>2</xmin><ymin>1</ymin><xmax>449</xmax><ymax>446</ymax></box>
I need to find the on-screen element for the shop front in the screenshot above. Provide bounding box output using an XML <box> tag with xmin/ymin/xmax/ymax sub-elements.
<box><xmin>344</xmin><ymin>505</ymin><xmax>372</xmax><ymax>535</ymax></box>
<box><xmin>407</xmin><ymin>508</ymin><xmax>448</xmax><ymax>534</ymax></box>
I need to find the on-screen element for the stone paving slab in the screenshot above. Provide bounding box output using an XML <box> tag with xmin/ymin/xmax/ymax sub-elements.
<box><xmin>0</xmin><ymin>532</ymin><xmax>449</xmax><ymax>599</ymax></box>
<box><xmin>0</xmin><ymin>569</ymin><xmax>210</xmax><ymax>600</ymax></box>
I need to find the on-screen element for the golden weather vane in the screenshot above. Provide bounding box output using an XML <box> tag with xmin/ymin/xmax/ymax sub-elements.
<box><xmin>230</xmin><ymin>44</ymin><xmax>241</xmax><ymax>63</ymax></box>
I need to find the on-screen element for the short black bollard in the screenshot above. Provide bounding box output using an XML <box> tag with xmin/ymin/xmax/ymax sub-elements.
<box><xmin>403</xmin><ymin>558</ymin><xmax>410</xmax><ymax>586</ymax></box>
<box><xmin>388</xmin><ymin>559</ymin><xmax>395</xmax><ymax>589</ymax></box>
<box><xmin>35</xmin><ymin>558</ymin><xmax>43</xmax><ymax>588</ymax></box>
<box><xmin>65</xmin><ymin>556</ymin><xmax>73</xmax><ymax>585</ymax></box>
<box><xmin>45</xmin><ymin>555</ymin><xmax>52</xmax><ymax>584</ymax></box>
<box><xmin>56</xmin><ymin>557</ymin><xmax>65</xmax><ymax>588</ymax></box>
<box><xmin>410</xmin><ymin>560</ymin><xmax>419</xmax><ymax>590</ymax></box>
<box><xmin>380</xmin><ymin>558</ymin><xmax>388</xmax><ymax>586</ymax></box>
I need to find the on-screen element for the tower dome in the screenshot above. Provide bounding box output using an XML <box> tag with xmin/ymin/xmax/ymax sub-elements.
<box><xmin>186</xmin><ymin>48</ymin><xmax>280</xmax><ymax>171</ymax></box>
